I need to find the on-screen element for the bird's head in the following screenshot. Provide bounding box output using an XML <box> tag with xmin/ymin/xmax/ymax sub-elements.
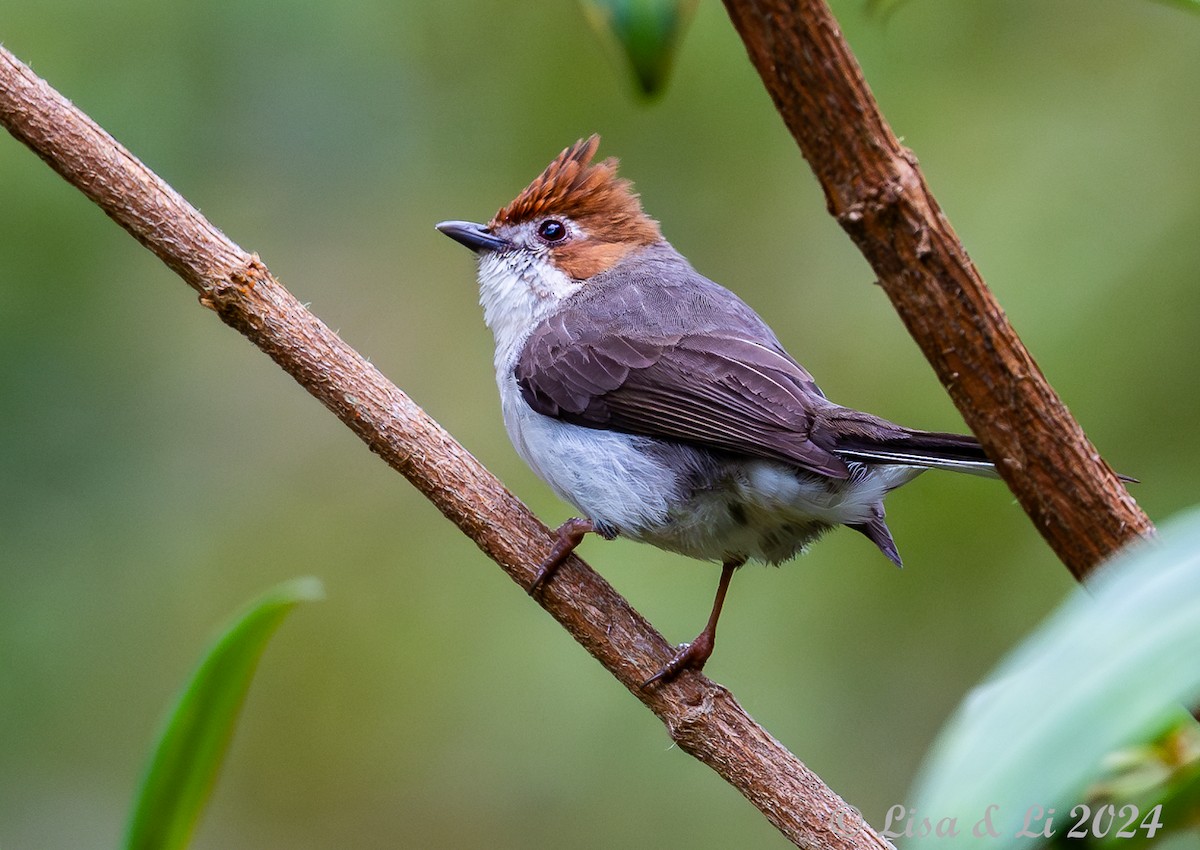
<box><xmin>437</xmin><ymin>135</ymin><xmax>662</xmax><ymax>280</ymax></box>
<box><xmin>437</xmin><ymin>136</ymin><xmax>664</xmax><ymax>359</ymax></box>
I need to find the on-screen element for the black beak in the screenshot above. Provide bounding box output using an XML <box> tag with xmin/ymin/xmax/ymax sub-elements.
<box><xmin>435</xmin><ymin>220</ymin><xmax>510</xmax><ymax>253</ymax></box>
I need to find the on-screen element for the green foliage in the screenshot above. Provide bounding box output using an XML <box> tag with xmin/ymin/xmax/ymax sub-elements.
<box><xmin>908</xmin><ymin>511</ymin><xmax>1200</xmax><ymax>848</ymax></box>
<box><xmin>866</xmin><ymin>0</ymin><xmax>1200</xmax><ymax>16</ymax></box>
<box><xmin>5</xmin><ymin>1</ymin><xmax>1200</xmax><ymax>846</ymax></box>
<box><xmin>579</xmin><ymin>0</ymin><xmax>698</xmax><ymax>97</ymax></box>
<box><xmin>1154</xmin><ymin>0</ymin><xmax>1200</xmax><ymax>12</ymax></box>
<box><xmin>863</xmin><ymin>0</ymin><xmax>906</xmax><ymax>16</ymax></box>
<box><xmin>124</xmin><ymin>578</ymin><xmax>323</xmax><ymax>850</ymax></box>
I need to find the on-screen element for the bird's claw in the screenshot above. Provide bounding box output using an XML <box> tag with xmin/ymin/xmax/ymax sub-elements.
<box><xmin>529</xmin><ymin>517</ymin><xmax>594</xmax><ymax>595</ymax></box>
<box><xmin>642</xmin><ymin>632</ymin><xmax>715</xmax><ymax>688</ymax></box>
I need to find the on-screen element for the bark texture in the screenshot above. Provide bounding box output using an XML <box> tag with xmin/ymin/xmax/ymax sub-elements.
<box><xmin>722</xmin><ymin>0</ymin><xmax>1154</xmax><ymax>578</ymax></box>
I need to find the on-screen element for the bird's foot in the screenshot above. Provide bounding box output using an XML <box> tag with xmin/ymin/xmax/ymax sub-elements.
<box><xmin>642</xmin><ymin>630</ymin><xmax>716</xmax><ymax>688</ymax></box>
<box><xmin>528</xmin><ymin>517</ymin><xmax>594</xmax><ymax>595</ymax></box>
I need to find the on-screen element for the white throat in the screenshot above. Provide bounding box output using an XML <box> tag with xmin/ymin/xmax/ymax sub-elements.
<box><xmin>477</xmin><ymin>251</ymin><xmax>582</xmax><ymax>372</ymax></box>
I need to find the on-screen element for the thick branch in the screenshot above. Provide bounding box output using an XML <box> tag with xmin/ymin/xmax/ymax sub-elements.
<box><xmin>722</xmin><ymin>0</ymin><xmax>1154</xmax><ymax>578</ymax></box>
<box><xmin>0</xmin><ymin>46</ymin><xmax>895</xmax><ymax>850</ymax></box>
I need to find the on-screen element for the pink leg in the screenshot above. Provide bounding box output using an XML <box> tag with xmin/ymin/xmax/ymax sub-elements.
<box><xmin>643</xmin><ymin>560</ymin><xmax>741</xmax><ymax>687</ymax></box>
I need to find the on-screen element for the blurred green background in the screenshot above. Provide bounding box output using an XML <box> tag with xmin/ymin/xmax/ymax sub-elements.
<box><xmin>2</xmin><ymin>1</ymin><xmax>1197</xmax><ymax>847</ymax></box>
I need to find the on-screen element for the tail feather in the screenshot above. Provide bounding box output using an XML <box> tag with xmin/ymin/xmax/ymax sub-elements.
<box><xmin>848</xmin><ymin>518</ymin><xmax>904</xmax><ymax>567</ymax></box>
<box><xmin>836</xmin><ymin>428</ymin><xmax>999</xmax><ymax>478</ymax></box>
<box><xmin>818</xmin><ymin>407</ymin><xmax>998</xmax><ymax>477</ymax></box>
<box><xmin>817</xmin><ymin>406</ymin><xmax>1138</xmax><ymax>482</ymax></box>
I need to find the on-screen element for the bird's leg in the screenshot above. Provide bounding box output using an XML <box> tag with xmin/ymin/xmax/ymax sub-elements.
<box><xmin>528</xmin><ymin>517</ymin><xmax>595</xmax><ymax>595</ymax></box>
<box><xmin>643</xmin><ymin>559</ymin><xmax>742</xmax><ymax>688</ymax></box>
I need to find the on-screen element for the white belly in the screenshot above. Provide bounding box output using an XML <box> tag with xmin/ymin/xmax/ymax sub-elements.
<box><xmin>498</xmin><ymin>374</ymin><xmax>921</xmax><ymax>565</ymax></box>
<box><xmin>500</xmin><ymin>375</ymin><xmax>680</xmax><ymax>534</ymax></box>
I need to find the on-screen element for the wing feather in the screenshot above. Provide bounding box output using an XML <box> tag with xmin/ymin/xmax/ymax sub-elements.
<box><xmin>515</xmin><ymin>294</ymin><xmax>850</xmax><ymax>478</ymax></box>
<box><xmin>511</xmin><ymin>251</ymin><xmax>993</xmax><ymax>480</ymax></box>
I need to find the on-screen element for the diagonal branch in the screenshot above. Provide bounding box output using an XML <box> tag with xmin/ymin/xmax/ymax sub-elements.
<box><xmin>722</xmin><ymin>0</ymin><xmax>1155</xmax><ymax>579</ymax></box>
<box><xmin>0</xmin><ymin>45</ymin><xmax>893</xmax><ymax>850</ymax></box>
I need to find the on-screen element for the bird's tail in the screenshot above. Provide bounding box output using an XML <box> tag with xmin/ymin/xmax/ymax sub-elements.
<box><xmin>821</xmin><ymin>407</ymin><xmax>1136</xmax><ymax>482</ymax></box>
<box><xmin>835</xmin><ymin>428</ymin><xmax>998</xmax><ymax>477</ymax></box>
<box><xmin>819</xmin><ymin>407</ymin><xmax>997</xmax><ymax>477</ymax></box>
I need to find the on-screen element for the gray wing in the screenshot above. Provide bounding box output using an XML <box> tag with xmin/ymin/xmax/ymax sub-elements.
<box><xmin>514</xmin><ymin>272</ymin><xmax>853</xmax><ymax>479</ymax></box>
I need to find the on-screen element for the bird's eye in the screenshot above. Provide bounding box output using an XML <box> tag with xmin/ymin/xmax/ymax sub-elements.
<box><xmin>537</xmin><ymin>219</ymin><xmax>567</xmax><ymax>243</ymax></box>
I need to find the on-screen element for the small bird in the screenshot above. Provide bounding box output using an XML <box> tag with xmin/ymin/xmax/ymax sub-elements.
<box><xmin>437</xmin><ymin>136</ymin><xmax>996</xmax><ymax>686</ymax></box>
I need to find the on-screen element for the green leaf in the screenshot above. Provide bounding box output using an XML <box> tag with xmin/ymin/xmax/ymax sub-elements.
<box><xmin>580</xmin><ymin>0</ymin><xmax>698</xmax><ymax>97</ymax></box>
<box><xmin>864</xmin><ymin>0</ymin><xmax>909</xmax><ymax>17</ymax></box>
<box><xmin>124</xmin><ymin>577</ymin><xmax>324</xmax><ymax>850</ymax></box>
<box><xmin>907</xmin><ymin>508</ymin><xmax>1200</xmax><ymax>848</ymax></box>
<box><xmin>1154</xmin><ymin>0</ymin><xmax>1200</xmax><ymax>13</ymax></box>
<box><xmin>866</xmin><ymin>0</ymin><xmax>1200</xmax><ymax>17</ymax></box>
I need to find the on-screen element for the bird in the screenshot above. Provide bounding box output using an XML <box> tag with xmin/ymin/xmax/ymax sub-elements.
<box><xmin>436</xmin><ymin>135</ymin><xmax>998</xmax><ymax>686</ymax></box>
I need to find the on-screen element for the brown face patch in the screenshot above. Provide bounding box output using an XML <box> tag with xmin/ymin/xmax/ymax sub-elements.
<box><xmin>491</xmin><ymin>136</ymin><xmax>662</xmax><ymax>253</ymax></box>
<box><xmin>549</xmin><ymin>240</ymin><xmax>638</xmax><ymax>281</ymax></box>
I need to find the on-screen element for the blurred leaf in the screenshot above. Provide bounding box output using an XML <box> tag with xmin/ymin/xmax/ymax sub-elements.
<box><xmin>580</xmin><ymin>0</ymin><xmax>698</xmax><ymax>97</ymax></box>
<box><xmin>1154</xmin><ymin>0</ymin><xmax>1200</xmax><ymax>12</ymax></box>
<box><xmin>867</xmin><ymin>0</ymin><xmax>1200</xmax><ymax>15</ymax></box>
<box><xmin>124</xmin><ymin>577</ymin><xmax>324</xmax><ymax>850</ymax></box>
<box><xmin>907</xmin><ymin>508</ymin><xmax>1200</xmax><ymax>849</ymax></box>
<box><xmin>1083</xmin><ymin>719</ymin><xmax>1200</xmax><ymax>848</ymax></box>
<box><xmin>1087</xmin><ymin>720</ymin><xmax>1200</xmax><ymax>804</ymax></box>
<box><xmin>864</xmin><ymin>0</ymin><xmax>908</xmax><ymax>16</ymax></box>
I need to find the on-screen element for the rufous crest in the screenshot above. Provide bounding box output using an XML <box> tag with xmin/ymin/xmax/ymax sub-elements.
<box><xmin>490</xmin><ymin>136</ymin><xmax>662</xmax><ymax>250</ymax></box>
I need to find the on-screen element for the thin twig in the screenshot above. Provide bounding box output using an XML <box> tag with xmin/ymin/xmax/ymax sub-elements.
<box><xmin>722</xmin><ymin>0</ymin><xmax>1155</xmax><ymax>579</ymax></box>
<box><xmin>0</xmin><ymin>45</ymin><xmax>895</xmax><ymax>850</ymax></box>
